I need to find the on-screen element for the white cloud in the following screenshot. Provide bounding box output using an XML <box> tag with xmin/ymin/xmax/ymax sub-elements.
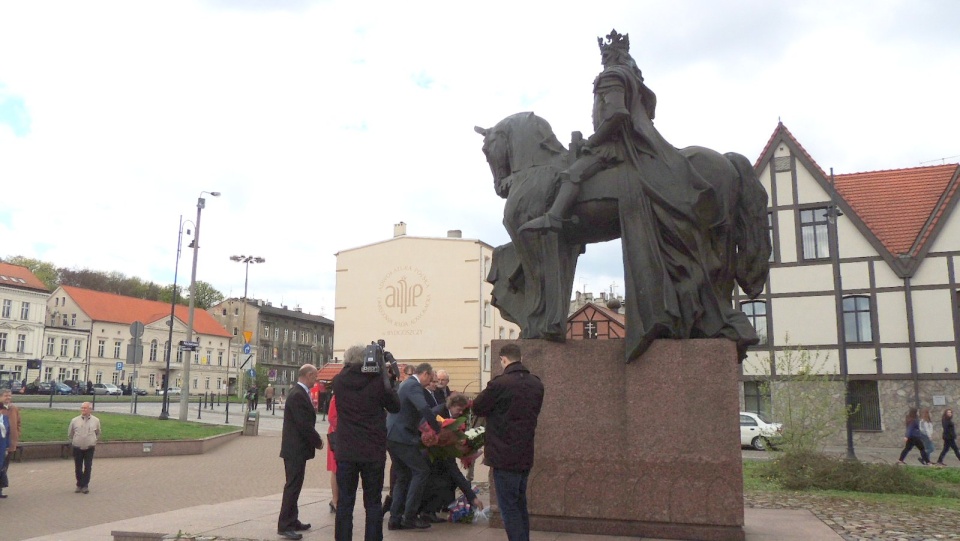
<box><xmin>1</xmin><ymin>0</ymin><xmax>958</xmax><ymax>316</ymax></box>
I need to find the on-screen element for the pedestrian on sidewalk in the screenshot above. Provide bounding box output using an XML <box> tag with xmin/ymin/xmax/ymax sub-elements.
<box><xmin>265</xmin><ymin>384</ymin><xmax>275</xmax><ymax>412</ymax></box>
<box><xmin>920</xmin><ymin>408</ymin><xmax>936</xmax><ymax>459</ymax></box>
<box><xmin>898</xmin><ymin>407</ymin><xmax>932</xmax><ymax>465</ymax></box>
<box><xmin>0</xmin><ymin>389</ymin><xmax>22</xmax><ymax>498</ymax></box>
<box><xmin>936</xmin><ymin>408</ymin><xmax>960</xmax><ymax>466</ymax></box>
<box><xmin>277</xmin><ymin>364</ymin><xmax>323</xmax><ymax>540</ymax></box>
<box><xmin>68</xmin><ymin>402</ymin><xmax>101</xmax><ymax>493</ymax></box>
<box><xmin>473</xmin><ymin>343</ymin><xmax>545</xmax><ymax>541</ymax></box>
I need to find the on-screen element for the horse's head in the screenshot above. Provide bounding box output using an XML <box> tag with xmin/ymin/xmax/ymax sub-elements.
<box><xmin>476</xmin><ymin>112</ymin><xmax>566</xmax><ymax>199</ymax></box>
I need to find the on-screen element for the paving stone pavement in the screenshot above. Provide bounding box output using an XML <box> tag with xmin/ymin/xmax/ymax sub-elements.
<box><xmin>746</xmin><ymin>489</ymin><xmax>960</xmax><ymax>540</ymax></box>
<box><xmin>7</xmin><ymin>400</ymin><xmax>960</xmax><ymax>540</ymax></box>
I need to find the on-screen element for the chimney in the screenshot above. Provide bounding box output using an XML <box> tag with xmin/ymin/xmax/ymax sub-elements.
<box><xmin>447</xmin><ymin>230</ymin><xmax>462</xmax><ymax>238</ymax></box>
<box><xmin>394</xmin><ymin>222</ymin><xmax>407</xmax><ymax>237</ymax></box>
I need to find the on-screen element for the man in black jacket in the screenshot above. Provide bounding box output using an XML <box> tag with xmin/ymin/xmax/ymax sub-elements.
<box><xmin>332</xmin><ymin>345</ymin><xmax>400</xmax><ymax>541</ymax></box>
<box><xmin>472</xmin><ymin>344</ymin><xmax>544</xmax><ymax>541</ymax></box>
<box><xmin>277</xmin><ymin>364</ymin><xmax>324</xmax><ymax>540</ymax></box>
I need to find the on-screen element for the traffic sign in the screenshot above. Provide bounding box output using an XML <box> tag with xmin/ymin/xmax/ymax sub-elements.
<box><xmin>243</xmin><ymin>331</ymin><xmax>252</xmax><ymax>344</ymax></box>
<box><xmin>130</xmin><ymin>321</ymin><xmax>145</xmax><ymax>338</ymax></box>
<box><xmin>116</xmin><ymin>362</ymin><xmax>124</xmax><ymax>371</ymax></box>
<box><xmin>179</xmin><ymin>340</ymin><xmax>200</xmax><ymax>351</ymax></box>
<box><xmin>247</xmin><ymin>368</ymin><xmax>256</xmax><ymax>378</ymax></box>
<box><xmin>243</xmin><ymin>344</ymin><xmax>251</xmax><ymax>355</ymax></box>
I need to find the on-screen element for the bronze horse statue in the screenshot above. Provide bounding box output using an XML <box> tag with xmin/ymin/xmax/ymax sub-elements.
<box><xmin>476</xmin><ymin>112</ymin><xmax>770</xmax><ymax>361</ymax></box>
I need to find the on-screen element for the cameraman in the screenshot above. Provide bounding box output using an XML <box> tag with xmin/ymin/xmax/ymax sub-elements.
<box><xmin>332</xmin><ymin>344</ymin><xmax>400</xmax><ymax>541</ymax></box>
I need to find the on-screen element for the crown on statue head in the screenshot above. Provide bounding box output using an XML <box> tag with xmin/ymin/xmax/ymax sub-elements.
<box><xmin>598</xmin><ymin>29</ymin><xmax>629</xmax><ymax>54</ymax></box>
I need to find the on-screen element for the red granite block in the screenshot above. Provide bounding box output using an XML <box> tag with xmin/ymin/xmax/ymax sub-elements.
<box><xmin>489</xmin><ymin>338</ymin><xmax>744</xmax><ymax>541</ymax></box>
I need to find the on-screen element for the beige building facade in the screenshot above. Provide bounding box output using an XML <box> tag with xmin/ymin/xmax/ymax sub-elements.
<box><xmin>334</xmin><ymin>224</ymin><xmax>519</xmax><ymax>394</ymax></box>
<box><xmin>46</xmin><ymin>285</ymin><xmax>234</xmax><ymax>394</ymax></box>
<box><xmin>0</xmin><ymin>262</ymin><xmax>50</xmax><ymax>382</ymax></box>
<box><xmin>740</xmin><ymin>123</ymin><xmax>960</xmax><ymax>447</ymax></box>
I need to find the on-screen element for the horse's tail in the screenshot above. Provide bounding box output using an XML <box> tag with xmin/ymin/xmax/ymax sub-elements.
<box><xmin>725</xmin><ymin>152</ymin><xmax>771</xmax><ymax>298</ymax></box>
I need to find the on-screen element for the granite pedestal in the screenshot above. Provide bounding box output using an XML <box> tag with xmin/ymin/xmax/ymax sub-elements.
<box><xmin>489</xmin><ymin>338</ymin><xmax>744</xmax><ymax>541</ymax></box>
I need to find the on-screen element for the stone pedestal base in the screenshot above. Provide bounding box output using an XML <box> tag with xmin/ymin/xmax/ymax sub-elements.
<box><xmin>489</xmin><ymin>339</ymin><xmax>744</xmax><ymax>541</ymax></box>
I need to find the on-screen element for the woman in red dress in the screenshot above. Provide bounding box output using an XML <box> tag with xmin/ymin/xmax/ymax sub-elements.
<box><xmin>326</xmin><ymin>392</ymin><xmax>338</xmax><ymax>513</ymax></box>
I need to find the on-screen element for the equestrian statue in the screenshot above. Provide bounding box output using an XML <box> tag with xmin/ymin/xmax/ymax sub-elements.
<box><xmin>476</xmin><ymin>30</ymin><xmax>771</xmax><ymax>362</ymax></box>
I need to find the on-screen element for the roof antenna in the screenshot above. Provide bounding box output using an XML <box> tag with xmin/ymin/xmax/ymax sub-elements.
<box><xmin>919</xmin><ymin>155</ymin><xmax>960</xmax><ymax>166</ymax></box>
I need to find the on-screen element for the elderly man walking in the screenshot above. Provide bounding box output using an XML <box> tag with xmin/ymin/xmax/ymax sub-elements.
<box><xmin>68</xmin><ymin>402</ymin><xmax>101</xmax><ymax>494</ymax></box>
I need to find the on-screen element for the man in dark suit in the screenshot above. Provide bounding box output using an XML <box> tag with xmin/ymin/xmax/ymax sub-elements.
<box><xmin>386</xmin><ymin>363</ymin><xmax>442</xmax><ymax>530</ymax></box>
<box><xmin>278</xmin><ymin>364</ymin><xmax>324</xmax><ymax>540</ymax></box>
<box><xmin>432</xmin><ymin>369</ymin><xmax>451</xmax><ymax>405</ymax></box>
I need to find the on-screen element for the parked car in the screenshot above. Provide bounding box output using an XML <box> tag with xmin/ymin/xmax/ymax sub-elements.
<box><xmin>131</xmin><ymin>387</ymin><xmax>149</xmax><ymax>396</ymax></box>
<box><xmin>92</xmin><ymin>383</ymin><xmax>122</xmax><ymax>395</ymax></box>
<box><xmin>26</xmin><ymin>381</ymin><xmax>73</xmax><ymax>395</ymax></box>
<box><xmin>0</xmin><ymin>379</ymin><xmax>22</xmax><ymax>394</ymax></box>
<box><xmin>159</xmin><ymin>387</ymin><xmax>182</xmax><ymax>396</ymax></box>
<box><xmin>740</xmin><ymin>411</ymin><xmax>783</xmax><ymax>451</ymax></box>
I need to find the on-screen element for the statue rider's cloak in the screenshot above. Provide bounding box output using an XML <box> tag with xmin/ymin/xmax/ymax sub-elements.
<box><xmin>593</xmin><ymin>64</ymin><xmax>758</xmax><ymax>361</ymax></box>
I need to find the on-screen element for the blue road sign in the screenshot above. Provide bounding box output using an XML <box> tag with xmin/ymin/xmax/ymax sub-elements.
<box><xmin>116</xmin><ymin>362</ymin><xmax>124</xmax><ymax>371</ymax></box>
<box><xmin>247</xmin><ymin>368</ymin><xmax>256</xmax><ymax>378</ymax></box>
<box><xmin>243</xmin><ymin>344</ymin><xmax>251</xmax><ymax>355</ymax></box>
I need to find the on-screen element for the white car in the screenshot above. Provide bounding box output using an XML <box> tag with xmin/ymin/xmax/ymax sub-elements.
<box><xmin>159</xmin><ymin>387</ymin><xmax>182</xmax><ymax>396</ymax></box>
<box><xmin>740</xmin><ymin>411</ymin><xmax>783</xmax><ymax>451</ymax></box>
<box><xmin>92</xmin><ymin>383</ymin><xmax>122</xmax><ymax>396</ymax></box>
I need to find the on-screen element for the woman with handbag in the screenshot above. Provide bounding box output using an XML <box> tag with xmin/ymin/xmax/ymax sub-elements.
<box><xmin>326</xmin><ymin>391</ymin><xmax>338</xmax><ymax>513</ymax></box>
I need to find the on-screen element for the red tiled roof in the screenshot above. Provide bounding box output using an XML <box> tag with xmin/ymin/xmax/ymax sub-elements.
<box><xmin>317</xmin><ymin>363</ymin><xmax>343</xmax><ymax>382</ymax></box>
<box><xmin>834</xmin><ymin>164</ymin><xmax>960</xmax><ymax>257</ymax></box>
<box><xmin>62</xmin><ymin>285</ymin><xmax>232</xmax><ymax>337</ymax></box>
<box><xmin>0</xmin><ymin>262</ymin><xmax>50</xmax><ymax>292</ymax></box>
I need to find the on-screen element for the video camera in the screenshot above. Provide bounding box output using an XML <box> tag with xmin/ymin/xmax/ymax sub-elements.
<box><xmin>362</xmin><ymin>339</ymin><xmax>400</xmax><ymax>380</ymax></box>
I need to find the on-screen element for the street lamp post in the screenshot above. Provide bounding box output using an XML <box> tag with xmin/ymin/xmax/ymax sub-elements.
<box><xmin>826</xmin><ymin>181</ymin><xmax>856</xmax><ymax>461</ymax></box>
<box><xmin>160</xmin><ymin>215</ymin><xmax>192</xmax><ymax>420</ymax></box>
<box><xmin>179</xmin><ymin>191</ymin><xmax>220</xmax><ymax>421</ymax></box>
<box><xmin>230</xmin><ymin>255</ymin><xmax>265</xmax><ymax>405</ymax></box>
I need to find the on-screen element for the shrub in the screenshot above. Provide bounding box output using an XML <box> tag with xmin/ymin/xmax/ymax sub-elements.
<box><xmin>760</xmin><ymin>451</ymin><xmax>960</xmax><ymax>498</ymax></box>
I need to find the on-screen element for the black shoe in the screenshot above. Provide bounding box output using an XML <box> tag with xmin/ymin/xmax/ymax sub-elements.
<box><xmin>401</xmin><ymin>517</ymin><xmax>431</xmax><ymax>529</ymax></box>
<box><xmin>420</xmin><ymin>511</ymin><xmax>444</xmax><ymax>523</ymax></box>
<box><xmin>294</xmin><ymin>522</ymin><xmax>311</xmax><ymax>531</ymax></box>
<box><xmin>387</xmin><ymin>520</ymin><xmax>403</xmax><ymax>531</ymax></box>
<box><xmin>277</xmin><ymin>530</ymin><xmax>303</xmax><ymax>540</ymax></box>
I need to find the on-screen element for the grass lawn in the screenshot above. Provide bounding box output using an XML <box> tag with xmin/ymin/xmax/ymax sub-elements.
<box><xmin>12</xmin><ymin>394</ymin><xmax>242</xmax><ymax>405</ymax></box>
<box><xmin>743</xmin><ymin>458</ymin><xmax>960</xmax><ymax>510</ymax></box>
<box><xmin>19</xmin><ymin>409</ymin><xmax>238</xmax><ymax>443</ymax></box>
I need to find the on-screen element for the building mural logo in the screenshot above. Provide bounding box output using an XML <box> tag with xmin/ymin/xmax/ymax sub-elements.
<box><xmin>377</xmin><ymin>266</ymin><xmax>431</xmax><ymax>332</ymax></box>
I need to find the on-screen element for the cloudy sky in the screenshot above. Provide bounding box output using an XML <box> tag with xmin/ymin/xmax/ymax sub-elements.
<box><xmin>1</xmin><ymin>0</ymin><xmax>958</xmax><ymax>318</ymax></box>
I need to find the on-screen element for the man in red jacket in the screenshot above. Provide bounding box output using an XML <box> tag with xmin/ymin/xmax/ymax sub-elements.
<box><xmin>472</xmin><ymin>344</ymin><xmax>544</xmax><ymax>541</ymax></box>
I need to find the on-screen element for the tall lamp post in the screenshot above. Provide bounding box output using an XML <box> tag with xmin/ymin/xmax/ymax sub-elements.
<box><xmin>230</xmin><ymin>255</ymin><xmax>265</xmax><ymax>399</ymax></box>
<box><xmin>179</xmin><ymin>190</ymin><xmax>221</xmax><ymax>421</ymax></box>
<box><xmin>160</xmin><ymin>215</ymin><xmax>193</xmax><ymax>420</ymax></box>
<box><xmin>826</xmin><ymin>184</ymin><xmax>856</xmax><ymax>461</ymax></box>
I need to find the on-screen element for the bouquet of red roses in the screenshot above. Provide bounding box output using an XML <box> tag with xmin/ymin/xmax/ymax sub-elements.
<box><xmin>420</xmin><ymin>413</ymin><xmax>485</xmax><ymax>467</ymax></box>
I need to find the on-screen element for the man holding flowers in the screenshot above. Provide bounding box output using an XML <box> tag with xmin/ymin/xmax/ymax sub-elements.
<box><xmin>386</xmin><ymin>363</ymin><xmax>443</xmax><ymax>530</ymax></box>
<box><xmin>472</xmin><ymin>344</ymin><xmax>544</xmax><ymax>541</ymax></box>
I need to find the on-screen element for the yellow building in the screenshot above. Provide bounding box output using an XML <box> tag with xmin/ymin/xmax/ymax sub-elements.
<box><xmin>334</xmin><ymin>223</ymin><xmax>519</xmax><ymax>394</ymax></box>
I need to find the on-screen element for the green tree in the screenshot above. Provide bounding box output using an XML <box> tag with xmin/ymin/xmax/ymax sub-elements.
<box><xmin>189</xmin><ymin>280</ymin><xmax>225</xmax><ymax>310</ymax></box>
<box><xmin>746</xmin><ymin>340</ymin><xmax>854</xmax><ymax>454</ymax></box>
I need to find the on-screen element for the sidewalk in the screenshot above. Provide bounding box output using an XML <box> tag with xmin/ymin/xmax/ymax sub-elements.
<box><xmin>23</xmin><ymin>487</ymin><xmax>843</xmax><ymax>541</ymax></box>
